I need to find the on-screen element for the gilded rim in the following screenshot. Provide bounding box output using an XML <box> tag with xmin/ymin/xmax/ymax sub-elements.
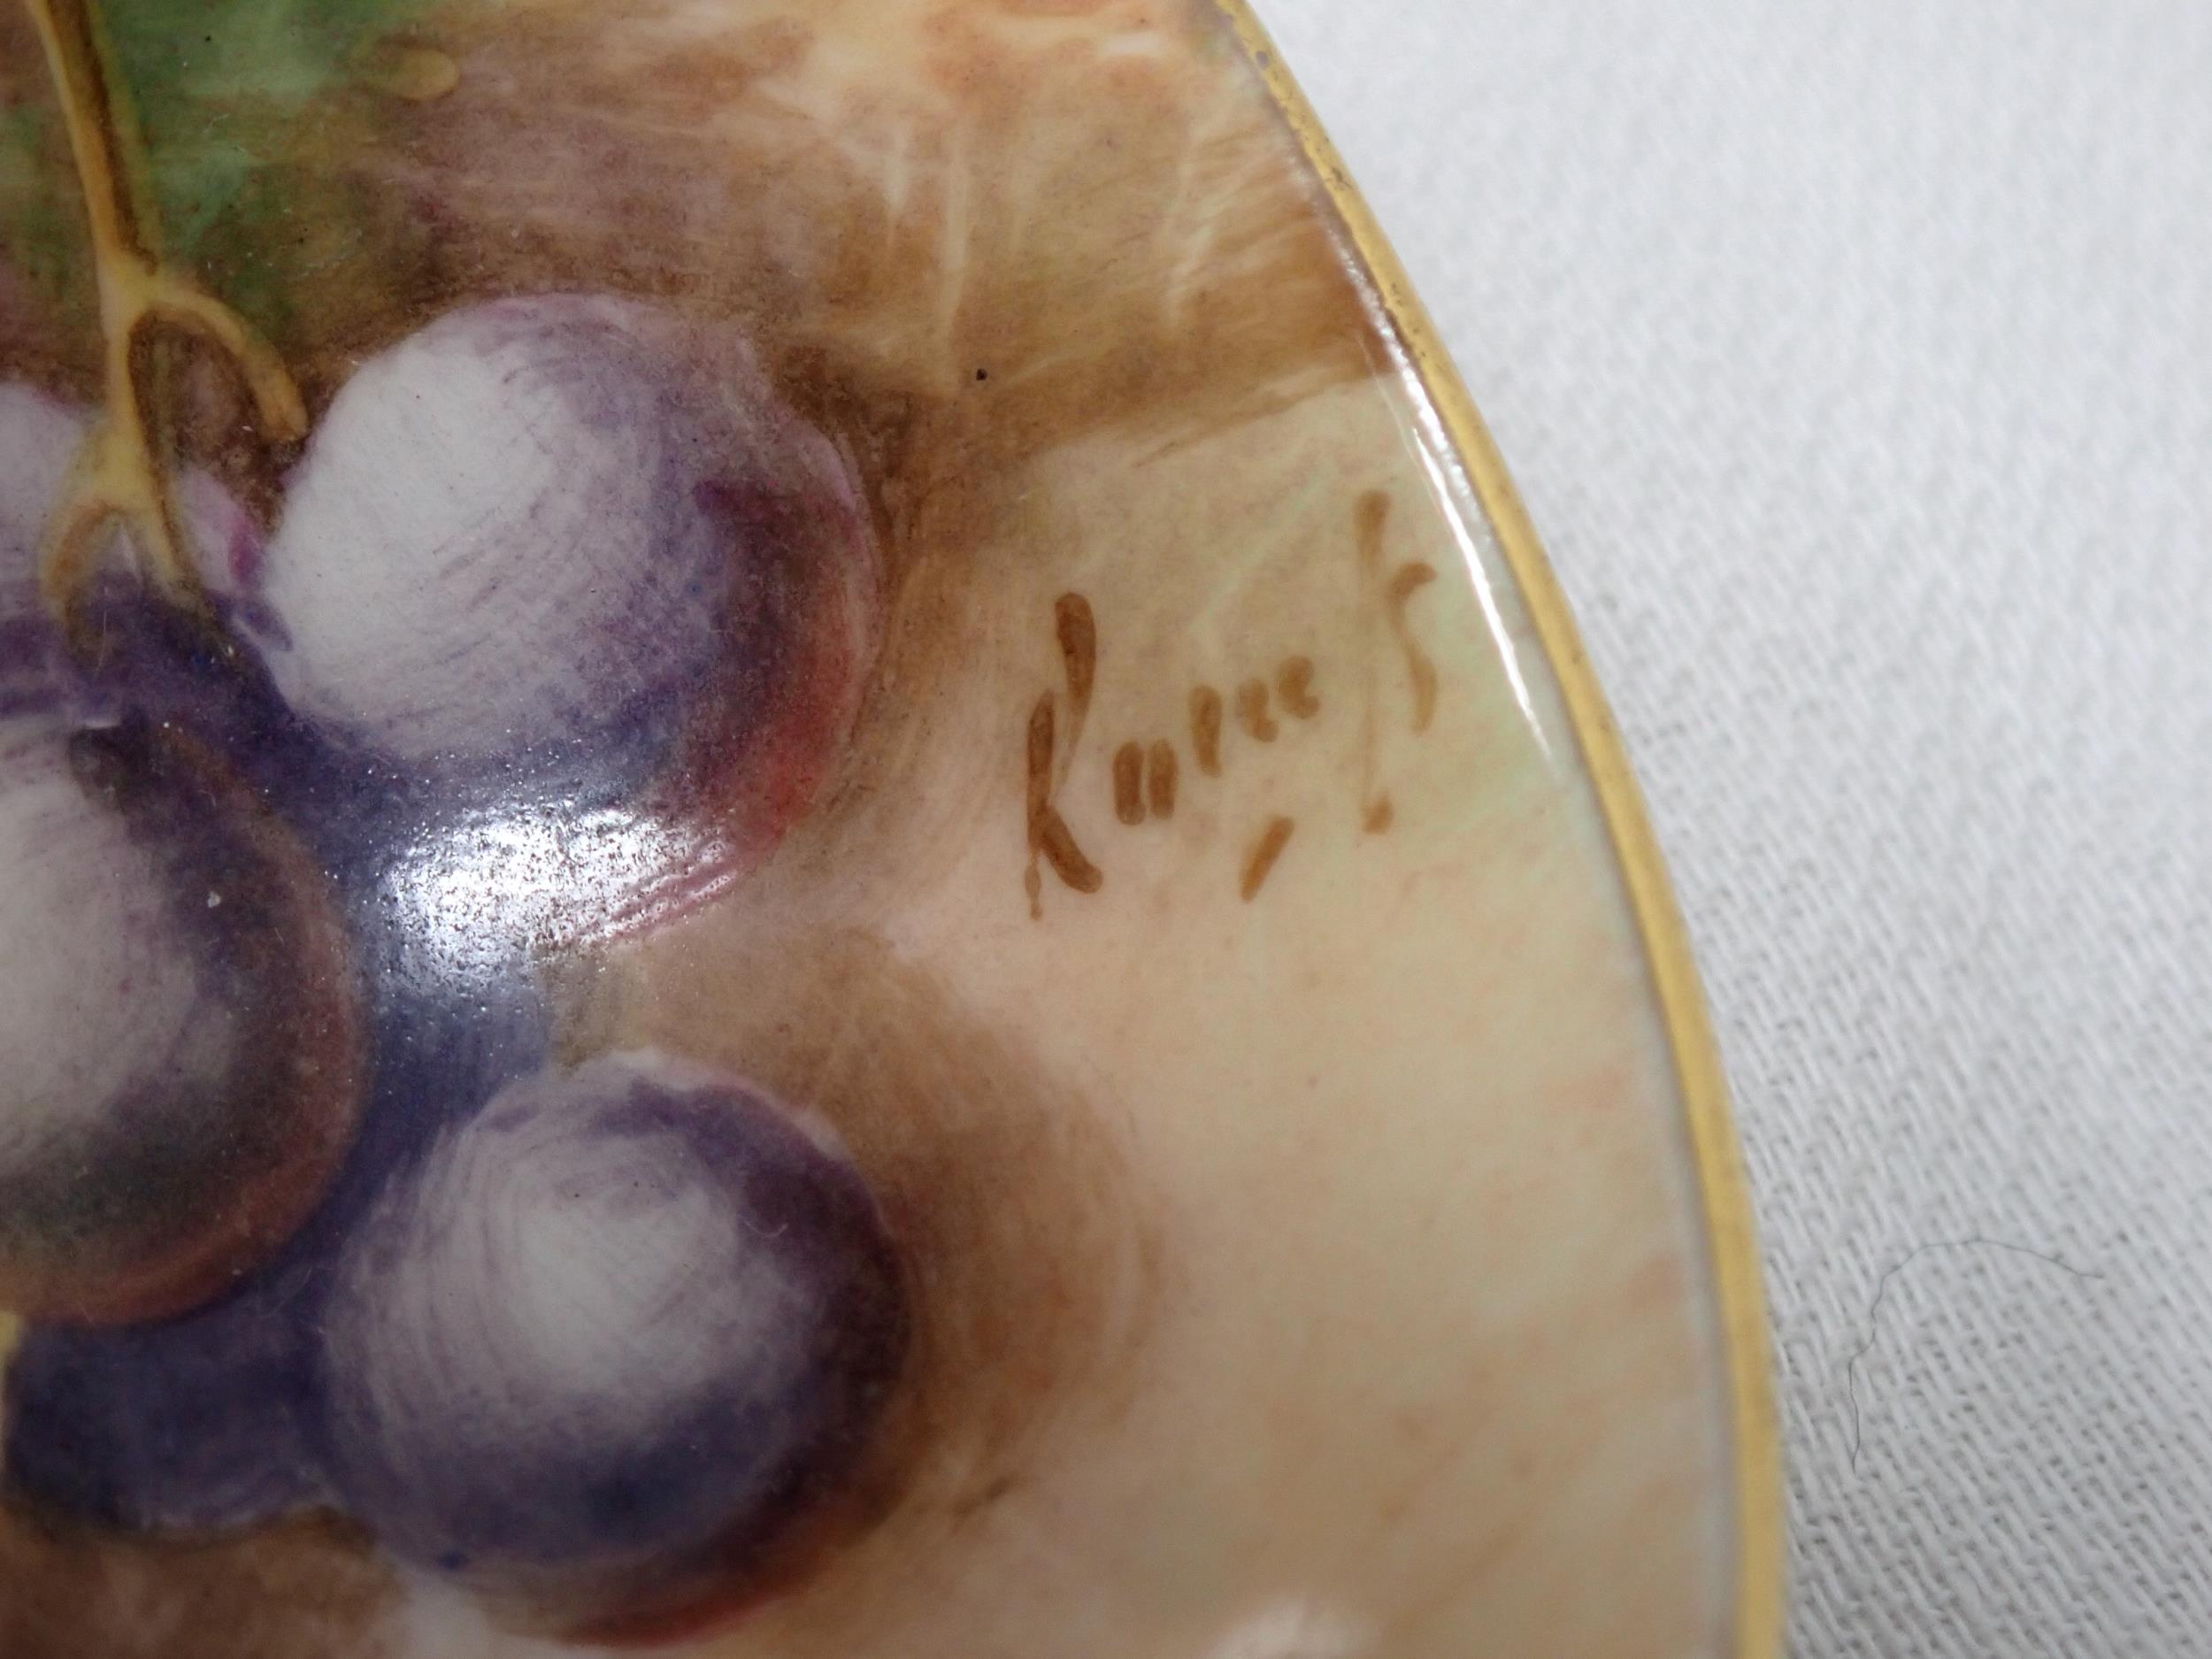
<box><xmin>1210</xmin><ymin>4</ymin><xmax>1786</xmax><ymax>1653</ymax></box>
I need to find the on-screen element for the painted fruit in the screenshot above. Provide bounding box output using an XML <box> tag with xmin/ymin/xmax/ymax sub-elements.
<box><xmin>0</xmin><ymin>711</ymin><xmax>365</xmax><ymax>1325</ymax></box>
<box><xmin>0</xmin><ymin>985</ymin><xmax>545</xmax><ymax>1540</ymax></box>
<box><xmin>238</xmin><ymin>296</ymin><xmax>879</xmax><ymax>895</ymax></box>
<box><xmin>0</xmin><ymin>382</ymin><xmax>79</xmax><ymax>683</ymax></box>
<box><xmin>0</xmin><ymin>845</ymin><xmax>558</xmax><ymax>1538</ymax></box>
<box><xmin>1</xmin><ymin>1265</ymin><xmax>332</xmax><ymax>1534</ymax></box>
<box><xmin>315</xmin><ymin>1049</ymin><xmax>907</xmax><ymax>1640</ymax></box>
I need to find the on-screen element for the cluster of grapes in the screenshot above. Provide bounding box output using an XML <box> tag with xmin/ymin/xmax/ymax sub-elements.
<box><xmin>0</xmin><ymin>295</ymin><xmax>907</xmax><ymax>1641</ymax></box>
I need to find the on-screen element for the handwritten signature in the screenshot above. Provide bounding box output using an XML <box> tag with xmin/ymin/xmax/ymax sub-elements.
<box><xmin>1025</xmin><ymin>489</ymin><xmax>1437</xmax><ymax>917</ymax></box>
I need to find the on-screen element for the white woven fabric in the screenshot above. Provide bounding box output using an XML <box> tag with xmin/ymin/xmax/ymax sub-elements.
<box><xmin>1256</xmin><ymin>2</ymin><xmax>2212</xmax><ymax>1653</ymax></box>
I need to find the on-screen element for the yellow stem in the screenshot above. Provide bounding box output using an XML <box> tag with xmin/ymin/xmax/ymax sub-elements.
<box><xmin>22</xmin><ymin>0</ymin><xmax>306</xmax><ymax>627</ymax></box>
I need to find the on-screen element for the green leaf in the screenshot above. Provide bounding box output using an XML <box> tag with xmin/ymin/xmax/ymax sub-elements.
<box><xmin>102</xmin><ymin>0</ymin><xmax>439</xmax><ymax>253</ymax></box>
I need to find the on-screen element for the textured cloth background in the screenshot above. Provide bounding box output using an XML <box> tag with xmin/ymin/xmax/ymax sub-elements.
<box><xmin>1254</xmin><ymin>3</ymin><xmax>2212</xmax><ymax>1654</ymax></box>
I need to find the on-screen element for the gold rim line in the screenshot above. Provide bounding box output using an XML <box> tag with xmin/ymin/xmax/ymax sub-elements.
<box><xmin>1209</xmin><ymin>4</ymin><xmax>1786</xmax><ymax>1654</ymax></box>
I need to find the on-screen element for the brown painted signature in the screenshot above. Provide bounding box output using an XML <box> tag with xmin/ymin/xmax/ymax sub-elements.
<box><xmin>1025</xmin><ymin>490</ymin><xmax>1437</xmax><ymax>916</ymax></box>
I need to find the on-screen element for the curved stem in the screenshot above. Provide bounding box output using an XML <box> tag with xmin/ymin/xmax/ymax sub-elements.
<box><xmin>23</xmin><ymin>0</ymin><xmax>305</xmax><ymax>627</ymax></box>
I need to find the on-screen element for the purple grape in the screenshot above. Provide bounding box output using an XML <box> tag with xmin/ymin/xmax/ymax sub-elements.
<box><xmin>314</xmin><ymin>1050</ymin><xmax>906</xmax><ymax>1637</ymax></box>
<box><xmin>0</xmin><ymin>823</ymin><xmax>559</xmax><ymax>1540</ymax></box>
<box><xmin>2</xmin><ymin>1266</ymin><xmax>331</xmax><ymax>1534</ymax></box>
<box><xmin>0</xmin><ymin>385</ymin><xmax>77</xmax><ymax>588</ymax></box>
<box><xmin>0</xmin><ymin>1000</ymin><xmax>549</xmax><ymax>1541</ymax></box>
<box><xmin>0</xmin><ymin>710</ymin><xmax>367</xmax><ymax>1325</ymax></box>
<box><xmin>1</xmin><ymin>385</ymin><xmax>88</xmax><ymax>715</ymax></box>
<box><xmin>211</xmin><ymin>296</ymin><xmax>886</xmax><ymax>945</ymax></box>
<box><xmin>242</xmin><ymin>296</ymin><xmax>878</xmax><ymax>792</ymax></box>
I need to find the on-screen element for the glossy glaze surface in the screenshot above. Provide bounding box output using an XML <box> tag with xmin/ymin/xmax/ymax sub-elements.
<box><xmin>0</xmin><ymin>1</ymin><xmax>1766</xmax><ymax>1654</ymax></box>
